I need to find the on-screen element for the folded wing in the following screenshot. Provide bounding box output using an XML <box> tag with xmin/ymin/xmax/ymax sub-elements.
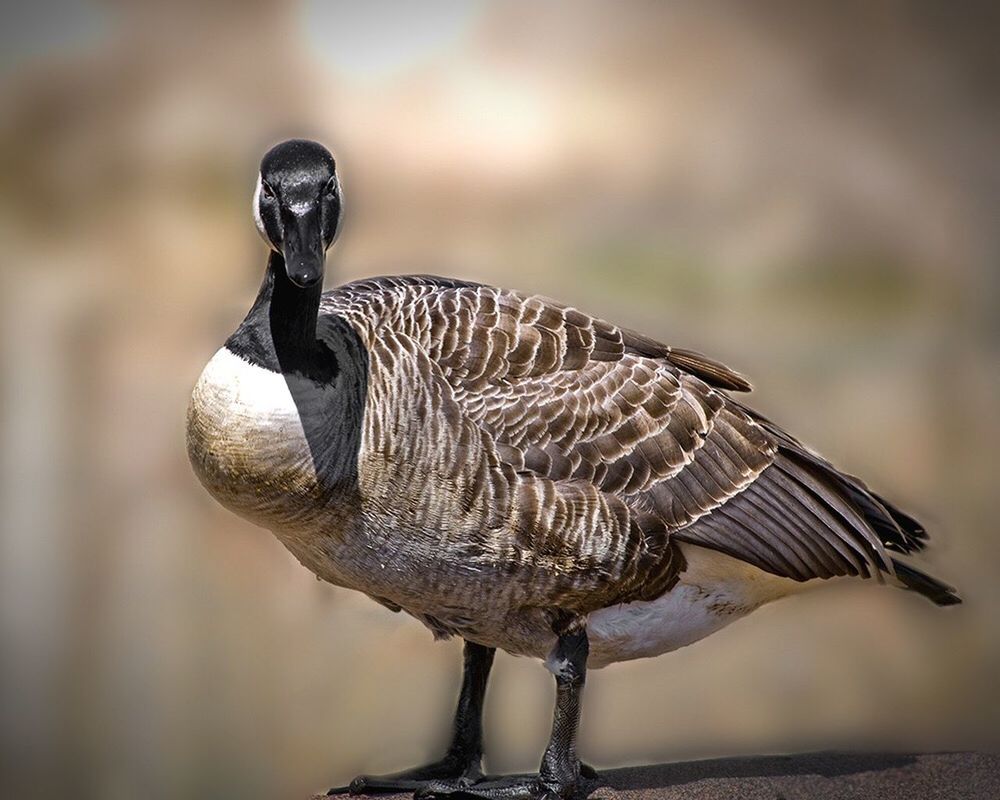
<box><xmin>326</xmin><ymin>277</ymin><xmax>944</xmax><ymax>605</ymax></box>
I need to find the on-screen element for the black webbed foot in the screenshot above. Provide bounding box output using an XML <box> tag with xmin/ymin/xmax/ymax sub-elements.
<box><xmin>414</xmin><ymin>774</ymin><xmax>560</xmax><ymax>800</ymax></box>
<box><xmin>413</xmin><ymin>762</ymin><xmax>597</xmax><ymax>800</ymax></box>
<box><xmin>328</xmin><ymin>760</ymin><xmax>599</xmax><ymax>797</ymax></box>
<box><xmin>327</xmin><ymin>754</ymin><xmax>483</xmax><ymax>795</ymax></box>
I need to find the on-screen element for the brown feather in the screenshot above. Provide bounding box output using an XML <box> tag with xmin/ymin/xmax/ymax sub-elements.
<box><xmin>319</xmin><ymin>275</ymin><xmax>950</xmax><ymax>610</ymax></box>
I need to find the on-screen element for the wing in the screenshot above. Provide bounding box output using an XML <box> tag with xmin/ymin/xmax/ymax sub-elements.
<box><xmin>324</xmin><ymin>277</ymin><xmax>929</xmax><ymax>599</ymax></box>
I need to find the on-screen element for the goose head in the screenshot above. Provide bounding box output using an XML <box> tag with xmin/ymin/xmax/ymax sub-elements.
<box><xmin>254</xmin><ymin>139</ymin><xmax>342</xmax><ymax>289</ymax></box>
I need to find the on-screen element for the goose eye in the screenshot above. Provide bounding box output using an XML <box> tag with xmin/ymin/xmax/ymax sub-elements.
<box><xmin>261</xmin><ymin>181</ymin><xmax>275</xmax><ymax>200</ymax></box>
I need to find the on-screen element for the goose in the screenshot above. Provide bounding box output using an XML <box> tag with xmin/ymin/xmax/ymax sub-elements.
<box><xmin>186</xmin><ymin>139</ymin><xmax>960</xmax><ymax>800</ymax></box>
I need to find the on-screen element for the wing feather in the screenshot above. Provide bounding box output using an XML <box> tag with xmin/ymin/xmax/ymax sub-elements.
<box><xmin>323</xmin><ymin>276</ymin><xmax>942</xmax><ymax>606</ymax></box>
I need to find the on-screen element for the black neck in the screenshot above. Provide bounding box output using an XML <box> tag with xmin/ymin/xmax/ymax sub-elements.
<box><xmin>226</xmin><ymin>251</ymin><xmax>336</xmax><ymax>381</ymax></box>
<box><xmin>223</xmin><ymin>250</ymin><xmax>368</xmax><ymax>493</ymax></box>
<box><xmin>266</xmin><ymin>251</ymin><xmax>323</xmax><ymax>353</ymax></box>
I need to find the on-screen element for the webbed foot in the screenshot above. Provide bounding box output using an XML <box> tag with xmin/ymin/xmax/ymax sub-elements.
<box><xmin>327</xmin><ymin>754</ymin><xmax>483</xmax><ymax>795</ymax></box>
<box><xmin>413</xmin><ymin>764</ymin><xmax>593</xmax><ymax>800</ymax></box>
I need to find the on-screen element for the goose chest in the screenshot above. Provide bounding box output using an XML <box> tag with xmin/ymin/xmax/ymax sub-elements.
<box><xmin>186</xmin><ymin>346</ymin><xmax>345</xmax><ymax>533</ymax></box>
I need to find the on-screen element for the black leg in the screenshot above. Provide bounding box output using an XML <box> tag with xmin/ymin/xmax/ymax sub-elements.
<box><xmin>328</xmin><ymin>640</ymin><xmax>496</xmax><ymax>795</ymax></box>
<box><xmin>416</xmin><ymin>626</ymin><xmax>593</xmax><ymax>800</ymax></box>
<box><xmin>537</xmin><ymin>627</ymin><xmax>588</xmax><ymax>797</ymax></box>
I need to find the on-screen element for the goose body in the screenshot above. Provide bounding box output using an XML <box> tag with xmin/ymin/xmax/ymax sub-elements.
<box><xmin>188</xmin><ymin>275</ymin><xmax>814</xmax><ymax>666</ymax></box>
<box><xmin>186</xmin><ymin>140</ymin><xmax>959</xmax><ymax>799</ymax></box>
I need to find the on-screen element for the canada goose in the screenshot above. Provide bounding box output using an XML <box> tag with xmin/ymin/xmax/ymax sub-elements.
<box><xmin>187</xmin><ymin>139</ymin><xmax>960</xmax><ymax>800</ymax></box>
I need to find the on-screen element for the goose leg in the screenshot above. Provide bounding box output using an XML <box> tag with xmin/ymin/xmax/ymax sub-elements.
<box><xmin>416</xmin><ymin>626</ymin><xmax>592</xmax><ymax>800</ymax></box>
<box><xmin>329</xmin><ymin>640</ymin><xmax>496</xmax><ymax>795</ymax></box>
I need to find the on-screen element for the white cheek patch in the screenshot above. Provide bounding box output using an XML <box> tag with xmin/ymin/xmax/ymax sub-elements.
<box><xmin>327</xmin><ymin>173</ymin><xmax>344</xmax><ymax>249</ymax></box>
<box><xmin>253</xmin><ymin>174</ymin><xmax>277</xmax><ymax>250</ymax></box>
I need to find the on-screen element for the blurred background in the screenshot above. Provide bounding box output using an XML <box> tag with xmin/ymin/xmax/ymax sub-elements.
<box><xmin>1</xmin><ymin>1</ymin><xmax>998</xmax><ymax>798</ymax></box>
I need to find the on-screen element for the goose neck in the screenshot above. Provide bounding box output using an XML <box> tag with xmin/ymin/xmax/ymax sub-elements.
<box><xmin>264</xmin><ymin>251</ymin><xmax>323</xmax><ymax>353</ymax></box>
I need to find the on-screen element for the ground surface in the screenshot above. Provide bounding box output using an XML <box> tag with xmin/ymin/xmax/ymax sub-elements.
<box><xmin>315</xmin><ymin>751</ymin><xmax>1000</xmax><ymax>800</ymax></box>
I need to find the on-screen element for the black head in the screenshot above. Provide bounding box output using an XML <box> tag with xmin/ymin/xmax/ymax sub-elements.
<box><xmin>254</xmin><ymin>139</ymin><xmax>342</xmax><ymax>288</ymax></box>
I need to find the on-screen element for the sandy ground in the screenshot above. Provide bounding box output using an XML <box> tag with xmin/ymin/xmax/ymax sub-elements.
<box><xmin>315</xmin><ymin>751</ymin><xmax>1000</xmax><ymax>800</ymax></box>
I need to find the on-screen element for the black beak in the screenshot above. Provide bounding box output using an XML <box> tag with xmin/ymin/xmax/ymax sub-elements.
<box><xmin>281</xmin><ymin>207</ymin><xmax>325</xmax><ymax>289</ymax></box>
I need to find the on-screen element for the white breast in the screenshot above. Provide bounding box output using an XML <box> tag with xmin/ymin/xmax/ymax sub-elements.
<box><xmin>186</xmin><ymin>347</ymin><xmax>328</xmax><ymax>527</ymax></box>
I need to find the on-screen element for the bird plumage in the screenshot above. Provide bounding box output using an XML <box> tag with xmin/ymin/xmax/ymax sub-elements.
<box><xmin>190</xmin><ymin>270</ymin><xmax>958</xmax><ymax>646</ymax></box>
<box><xmin>318</xmin><ymin>275</ymin><xmax>957</xmax><ymax>605</ymax></box>
<box><xmin>187</xmin><ymin>140</ymin><xmax>959</xmax><ymax>800</ymax></box>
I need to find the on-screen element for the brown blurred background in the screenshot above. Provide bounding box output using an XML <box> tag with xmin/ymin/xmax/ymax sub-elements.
<box><xmin>1</xmin><ymin>1</ymin><xmax>998</xmax><ymax>798</ymax></box>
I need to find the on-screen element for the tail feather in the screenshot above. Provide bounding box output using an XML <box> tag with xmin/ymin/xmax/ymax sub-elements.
<box><xmin>892</xmin><ymin>558</ymin><xmax>962</xmax><ymax>606</ymax></box>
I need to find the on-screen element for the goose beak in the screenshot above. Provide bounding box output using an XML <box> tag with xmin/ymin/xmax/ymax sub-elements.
<box><xmin>282</xmin><ymin>208</ymin><xmax>325</xmax><ymax>289</ymax></box>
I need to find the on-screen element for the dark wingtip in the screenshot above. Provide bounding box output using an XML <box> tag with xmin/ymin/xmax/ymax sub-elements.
<box><xmin>871</xmin><ymin>491</ymin><xmax>929</xmax><ymax>552</ymax></box>
<box><xmin>892</xmin><ymin>559</ymin><xmax>962</xmax><ymax>606</ymax></box>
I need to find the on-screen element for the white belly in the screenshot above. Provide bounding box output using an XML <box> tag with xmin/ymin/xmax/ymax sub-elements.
<box><xmin>586</xmin><ymin>544</ymin><xmax>807</xmax><ymax>668</ymax></box>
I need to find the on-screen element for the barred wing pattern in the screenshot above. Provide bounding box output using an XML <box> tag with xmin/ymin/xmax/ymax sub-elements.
<box><xmin>324</xmin><ymin>276</ymin><xmax>928</xmax><ymax>609</ymax></box>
